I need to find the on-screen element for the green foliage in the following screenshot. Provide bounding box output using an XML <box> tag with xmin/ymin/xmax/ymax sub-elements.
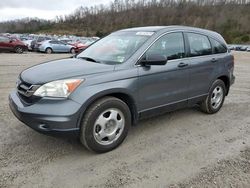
<box><xmin>232</xmin><ymin>35</ymin><xmax>250</xmax><ymax>44</ymax></box>
<box><xmin>96</xmin><ymin>31</ymin><xmax>105</xmax><ymax>37</ymax></box>
<box><xmin>241</xmin><ymin>35</ymin><xmax>250</xmax><ymax>43</ymax></box>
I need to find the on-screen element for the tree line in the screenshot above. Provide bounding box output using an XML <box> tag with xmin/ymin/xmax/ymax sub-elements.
<box><xmin>0</xmin><ymin>0</ymin><xmax>250</xmax><ymax>43</ymax></box>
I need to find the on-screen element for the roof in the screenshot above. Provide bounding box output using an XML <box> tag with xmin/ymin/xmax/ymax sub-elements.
<box><xmin>118</xmin><ymin>25</ymin><xmax>226</xmax><ymax>44</ymax></box>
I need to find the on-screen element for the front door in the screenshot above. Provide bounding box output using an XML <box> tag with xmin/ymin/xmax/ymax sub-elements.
<box><xmin>138</xmin><ymin>32</ymin><xmax>189</xmax><ymax>112</ymax></box>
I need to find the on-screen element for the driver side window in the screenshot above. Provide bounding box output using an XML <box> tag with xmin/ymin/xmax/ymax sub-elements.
<box><xmin>145</xmin><ymin>32</ymin><xmax>185</xmax><ymax>61</ymax></box>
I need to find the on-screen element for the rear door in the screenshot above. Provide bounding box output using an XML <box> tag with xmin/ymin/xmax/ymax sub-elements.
<box><xmin>138</xmin><ymin>32</ymin><xmax>190</xmax><ymax>112</ymax></box>
<box><xmin>184</xmin><ymin>32</ymin><xmax>215</xmax><ymax>101</ymax></box>
<box><xmin>49</xmin><ymin>41</ymin><xmax>61</xmax><ymax>52</ymax></box>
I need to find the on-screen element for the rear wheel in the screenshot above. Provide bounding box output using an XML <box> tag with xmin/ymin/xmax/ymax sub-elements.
<box><xmin>80</xmin><ymin>97</ymin><xmax>131</xmax><ymax>153</ymax></box>
<box><xmin>200</xmin><ymin>79</ymin><xmax>226</xmax><ymax>114</ymax></box>
<box><xmin>45</xmin><ymin>48</ymin><xmax>53</xmax><ymax>54</ymax></box>
<box><xmin>15</xmin><ymin>46</ymin><xmax>24</xmax><ymax>54</ymax></box>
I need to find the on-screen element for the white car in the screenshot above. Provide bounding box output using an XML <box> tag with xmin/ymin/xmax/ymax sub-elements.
<box><xmin>22</xmin><ymin>39</ymin><xmax>33</xmax><ymax>51</ymax></box>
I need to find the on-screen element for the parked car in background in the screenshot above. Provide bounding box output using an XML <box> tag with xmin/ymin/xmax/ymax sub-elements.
<box><xmin>59</xmin><ymin>38</ymin><xmax>72</xmax><ymax>44</ymax></box>
<box><xmin>59</xmin><ymin>39</ymin><xmax>86</xmax><ymax>53</ymax></box>
<box><xmin>240</xmin><ymin>46</ymin><xmax>248</xmax><ymax>51</ymax></box>
<box><xmin>0</xmin><ymin>36</ymin><xmax>27</xmax><ymax>53</ymax></box>
<box><xmin>74</xmin><ymin>39</ymin><xmax>97</xmax><ymax>52</ymax></box>
<box><xmin>31</xmin><ymin>36</ymin><xmax>53</xmax><ymax>51</ymax></box>
<box><xmin>79</xmin><ymin>38</ymin><xmax>96</xmax><ymax>46</ymax></box>
<box><xmin>70</xmin><ymin>41</ymin><xmax>87</xmax><ymax>53</ymax></box>
<box><xmin>234</xmin><ymin>45</ymin><xmax>242</xmax><ymax>51</ymax></box>
<box><xmin>9</xmin><ymin>26</ymin><xmax>235</xmax><ymax>153</ymax></box>
<box><xmin>227</xmin><ymin>45</ymin><xmax>235</xmax><ymax>50</ymax></box>
<box><xmin>22</xmin><ymin>39</ymin><xmax>33</xmax><ymax>51</ymax></box>
<box><xmin>38</xmin><ymin>40</ymin><xmax>76</xmax><ymax>53</ymax></box>
<box><xmin>226</xmin><ymin>44</ymin><xmax>250</xmax><ymax>52</ymax></box>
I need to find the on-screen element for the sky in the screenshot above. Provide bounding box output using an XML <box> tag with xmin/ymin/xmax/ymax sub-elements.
<box><xmin>0</xmin><ymin>0</ymin><xmax>112</xmax><ymax>22</ymax></box>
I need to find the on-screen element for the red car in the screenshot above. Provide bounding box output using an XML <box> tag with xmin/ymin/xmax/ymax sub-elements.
<box><xmin>71</xmin><ymin>41</ymin><xmax>89</xmax><ymax>53</ymax></box>
<box><xmin>60</xmin><ymin>39</ymin><xmax>89</xmax><ymax>54</ymax></box>
<box><xmin>0</xmin><ymin>36</ymin><xmax>27</xmax><ymax>53</ymax></box>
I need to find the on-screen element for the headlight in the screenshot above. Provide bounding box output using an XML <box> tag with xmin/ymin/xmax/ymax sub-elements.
<box><xmin>34</xmin><ymin>79</ymin><xmax>83</xmax><ymax>98</ymax></box>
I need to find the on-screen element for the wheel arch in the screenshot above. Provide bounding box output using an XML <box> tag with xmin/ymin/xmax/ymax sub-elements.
<box><xmin>70</xmin><ymin>47</ymin><xmax>76</xmax><ymax>52</ymax></box>
<box><xmin>77</xmin><ymin>90</ymin><xmax>138</xmax><ymax>128</ymax></box>
<box><xmin>45</xmin><ymin>47</ymin><xmax>53</xmax><ymax>53</ymax></box>
<box><xmin>217</xmin><ymin>75</ymin><xmax>230</xmax><ymax>95</ymax></box>
<box><xmin>14</xmin><ymin>45</ymin><xmax>24</xmax><ymax>53</ymax></box>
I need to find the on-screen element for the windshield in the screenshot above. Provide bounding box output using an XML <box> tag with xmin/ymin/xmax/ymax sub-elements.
<box><xmin>77</xmin><ymin>31</ymin><xmax>154</xmax><ymax>65</ymax></box>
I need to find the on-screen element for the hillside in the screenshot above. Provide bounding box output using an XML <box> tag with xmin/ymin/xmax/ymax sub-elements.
<box><xmin>0</xmin><ymin>0</ymin><xmax>250</xmax><ymax>43</ymax></box>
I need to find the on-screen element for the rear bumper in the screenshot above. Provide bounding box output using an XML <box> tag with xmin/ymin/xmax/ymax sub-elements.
<box><xmin>229</xmin><ymin>65</ymin><xmax>235</xmax><ymax>86</ymax></box>
<box><xmin>231</xmin><ymin>74</ymin><xmax>235</xmax><ymax>85</ymax></box>
<box><xmin>9</xmin><ymin>91</ymin><xmax>81</xmax><ymax>135</ymax></box>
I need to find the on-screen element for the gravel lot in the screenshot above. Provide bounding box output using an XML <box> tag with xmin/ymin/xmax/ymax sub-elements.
<box><xmin>0</xmin><ymin>52</ymin><xmax>250</xmax><ymax>188</ymax></box>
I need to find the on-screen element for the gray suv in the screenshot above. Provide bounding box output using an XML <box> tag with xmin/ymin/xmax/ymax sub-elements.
<box><xmin>9</xmin><ymin>26</ymin><xmax>235</xmax><ymax>153</ymax></box>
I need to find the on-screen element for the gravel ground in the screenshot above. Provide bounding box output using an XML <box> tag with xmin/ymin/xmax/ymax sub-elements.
<box><xmin>0</xmin><ymin>51</ymin><xmax>250</xmax><ymax>188</ymax></box>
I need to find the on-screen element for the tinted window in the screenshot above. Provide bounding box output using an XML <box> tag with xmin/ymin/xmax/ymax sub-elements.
<box><xmin>58</xmin><ymin>41</ymin><xmax>66</xmax><ymax>45</ymax></box>
<box><xmin>146</xmin><ymin>32</ymin><xmax>185</xmax><ymax>61</ymax></box>
<box><xmin>210</xmin><ymin>38</ymin><xmax>227</xmax><ymax>54</ymax></box>
<box><xmin>50</xmin><ymin>41</ymin><xmax>59</xmax><ymax>44</ymax></box>
<box><xmin>37</xmin><ymin>37</ymin><xmax>45</xmax><ymax>42</ymax></box>
<box><xmin>187</xmin><ymin>33</ymin><xmax>212</xmax><ymax>57</ymax></box>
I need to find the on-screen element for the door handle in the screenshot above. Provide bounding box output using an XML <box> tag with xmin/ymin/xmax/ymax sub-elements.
<box><xmin>178</xmin><ymin>62</ymin><xmax>188</xmax><ymax>68</ymax></box>
<box><xmin>211</xmin><ymin>58</ymin><xmax>217</xmax><ymax>63</ymax></box>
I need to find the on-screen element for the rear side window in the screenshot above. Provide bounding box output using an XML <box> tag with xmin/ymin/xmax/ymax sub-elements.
<box><xmin>0</xmin><ymin>36</ymin><xmax>9</xmax><ymax>42</ymax></box>
<box><xmin>58</xmin><ymin>41</ymin><xmax>66</xmax><ymax>45</ymax></box>
<box><xmin>37</xmin><ymin>37</ymin><xmax>44</xmax><ymax>42</ymax></box>
<box><xmin>50</xmin><ymin>41</ymin><xmax>59</xmax><ymax>44</ymax></box>
<box><xmin>187</xmin><ymin>33</ymin><xmax>212</xmax><ymax>57</ymax></box>
<box><xmin>146</xmin><ymin>32</ymin><xmax>185</xmax><ymax>61</ymax></box>
<box><xmin>210</xmin><ymin>38</ymin><xmax>227</xmax><ymax>54</ymax></box>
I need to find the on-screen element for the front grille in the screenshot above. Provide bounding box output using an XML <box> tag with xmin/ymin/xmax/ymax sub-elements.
<box><xmin>16</xmin><ymin>78</ymin><xmax>41</xmax><ymax>104</ymax></box>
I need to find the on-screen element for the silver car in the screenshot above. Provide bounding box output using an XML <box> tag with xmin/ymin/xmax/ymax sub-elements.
<box><xmin>9</xmin><ymin>26</ymin><xmax>235</xmax><ymax>153</ymax></box>
<box><xmin>38</xmin><ymin>40</ymin><xmax>76</xmax><ymax>54</ymax></box>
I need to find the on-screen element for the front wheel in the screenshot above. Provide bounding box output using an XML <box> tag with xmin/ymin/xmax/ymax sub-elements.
<box><xmin>15</xmin><ymin>46</ymin><xmax>24</xmax><ymax>54</ymax></box>
<box><xmin>80</xmin><ymin>97</ymin><xmax>131</xmax><ymax>153</ymax></box>
<box><xmin>200</xmin><ymin>79</ymin><xmax>226</xmax><ymax>114</ymax></box>
<box><xmin>70</xmin><ymin>48</ymin><xmax>76</xmax><ymax>54</ymax></box>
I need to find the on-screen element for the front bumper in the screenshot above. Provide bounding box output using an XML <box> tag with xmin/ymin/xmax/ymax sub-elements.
<box><xmin>9</xmin><ymin>91</ymin><xmax>82</xmax><ymax>135</ymax></box>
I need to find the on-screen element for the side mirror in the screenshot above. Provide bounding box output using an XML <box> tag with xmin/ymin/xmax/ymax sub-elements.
<box><xmin>140</xmin><ymin>54</ymin><xmax>167</xmax><ymax>66</ymax></box>
<box><xmin>9</xmin><ymin>40</ymin><xmax>13</xmax><ymax>43</ymax></box>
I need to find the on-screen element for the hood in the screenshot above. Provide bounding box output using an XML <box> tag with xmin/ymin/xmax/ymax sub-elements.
<box><xmin>20</xmin><ymin>58</ymin><xmax>114</xmax><ymax>84</ymax></box>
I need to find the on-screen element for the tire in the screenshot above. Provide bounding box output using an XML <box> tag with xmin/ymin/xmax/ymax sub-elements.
<box><xmin>15</xmin><ymin>46</ymin><xmax>24</xmax><ymax>54</ymax></box>
<box><xmin>45</xmin><ymin>48</ymin><xmax>53</xmax><ymax>54</ymax></box>
<box><xmin>70</xmin><ymin>48</ymin><xmax>76</xmax><ymax>54</ymax></box>
<box><xmin>80</xmin><ymin>97</ymin><xmax>131</xmax><ymax>153</ymax></box>
<box><xmin>200</xmin><ymin>79</ymin><xmax>226</xmax><ymax>114</ymax></box>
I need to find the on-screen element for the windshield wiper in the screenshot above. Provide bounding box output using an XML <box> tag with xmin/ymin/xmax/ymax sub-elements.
<box><xmin>78</xmin><ymin>56</ymin><xmax>99</xmax><ymax>63</ymax></box>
